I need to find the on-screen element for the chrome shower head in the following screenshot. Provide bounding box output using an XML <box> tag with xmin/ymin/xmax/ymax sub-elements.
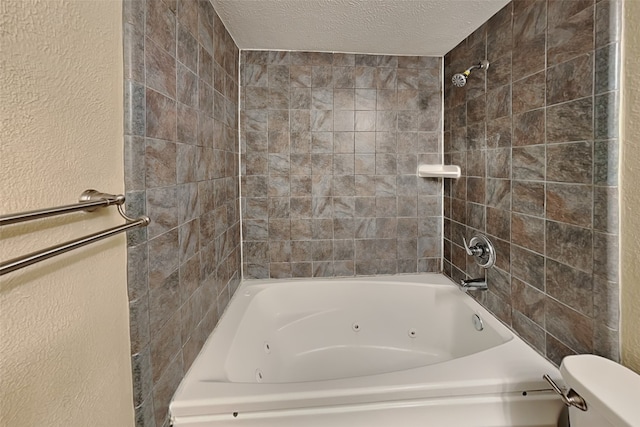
<box><xmin>451</xmin><ymin>60</ymin><xmax>490</xmax><ymax>87</ymax></box>
<box><xmin>452</xmin><ymin>72</ymin><xmax>468</xmax><ymax>87</ymax></box>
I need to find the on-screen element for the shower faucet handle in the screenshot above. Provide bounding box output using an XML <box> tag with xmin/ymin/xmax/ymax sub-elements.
<box><xmin>461</xmin><ymin>234</ymin><xmax>496</xmax><ymax>269</ymax></box>
<box><xmin>462</xmin><ymin>236</ymin><xmax>483</xmax><ymax>257</ymax></box>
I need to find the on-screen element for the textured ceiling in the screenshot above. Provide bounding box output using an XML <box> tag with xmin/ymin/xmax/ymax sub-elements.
<box><xmin>212</xmin><ymin>0</ymin><xmax>510</xmax><ymax>56</ymax></box>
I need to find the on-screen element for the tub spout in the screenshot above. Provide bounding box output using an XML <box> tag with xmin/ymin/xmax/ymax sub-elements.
<box><xmin>459</xmin><ymin>277</ymin><xmax>488</xmax><ymax>292</ymax></box>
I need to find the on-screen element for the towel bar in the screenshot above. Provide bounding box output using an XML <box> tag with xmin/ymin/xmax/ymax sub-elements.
<box><xmin>0</xmin><ymin>190</ymin><xmax>149</xmax><ymax>276</ymax></box>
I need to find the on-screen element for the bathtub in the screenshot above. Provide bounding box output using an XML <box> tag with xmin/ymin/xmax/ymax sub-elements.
<box><xmin>170</xmin><ymin>273</ymin><xmax>564</xmax><ymax>426</ymax></box>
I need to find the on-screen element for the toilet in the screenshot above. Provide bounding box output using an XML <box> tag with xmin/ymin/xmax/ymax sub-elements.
<box><xmin>556</xmin><ymin>354</ymin><xmax>640</xmax><ymax>426</ymax></box>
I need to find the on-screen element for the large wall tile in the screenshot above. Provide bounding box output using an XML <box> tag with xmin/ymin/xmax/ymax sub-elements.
<box><xmin>242</xmin><ymin>51</ymin><xmax>442</xmax><ymax>277</ymax></box>
<box><xmin>444</xmin><ymin>0</ymin><xmax>620</xmax><ymax>366</ymax></box>
<box><xmin>124</xmin><ymin>1</ymin><xmax>241</xmax><ymax>425</ymax></box>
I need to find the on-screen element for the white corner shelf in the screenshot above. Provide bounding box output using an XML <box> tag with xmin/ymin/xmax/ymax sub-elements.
<box><xmin>417</xmin><ymin>164</ymin><xmax>461</xmax><ymax>179</ymax></box>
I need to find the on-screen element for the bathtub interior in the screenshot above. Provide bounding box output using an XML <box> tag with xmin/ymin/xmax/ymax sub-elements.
<box><xmin>170</xmin><ymin>274</ymin><xmax>565</xmax><ymax>426</ymax></box>
<box><xmin>222</xmin><ymin>278</ymin><xmax>512</xmax><ymax>383</ymax></box>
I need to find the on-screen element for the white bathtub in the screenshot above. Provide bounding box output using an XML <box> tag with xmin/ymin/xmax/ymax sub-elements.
<box><xmin>170</xmin><ymin>273</ymin><xmax>564</xmax><ymax>426</ymax></box>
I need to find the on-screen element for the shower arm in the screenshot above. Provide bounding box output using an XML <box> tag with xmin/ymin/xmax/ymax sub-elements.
<box><xmin>465</xmin><ymin>60</ymin><xmax>490</xmax><ymax>74</ymax></box>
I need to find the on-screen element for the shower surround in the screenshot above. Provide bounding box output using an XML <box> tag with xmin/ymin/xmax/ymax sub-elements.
<box><xmin>120</xmin><ymin>0</ymin><xmax>624</xmax><ymax>426</ymax></box>
<box><xmin>240</xmin><ymin>52</ymin><xmax>443</xmax><ymax>278</ymax></box>
<box><xmin>123</xmin><ymin>0</ymin><xmax>240</xmax><ymax>425</ymax></box>
<box><xmin>443</xmin><ymin>0</ymin><xmax>621</xmax><ymax>365</ymax></box>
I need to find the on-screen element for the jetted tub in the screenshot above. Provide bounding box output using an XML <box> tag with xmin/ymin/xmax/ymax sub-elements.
<box><xmin>170</xmin><ymin>273</ymin><xmax>564</xmax><ymax>426</ymax></box>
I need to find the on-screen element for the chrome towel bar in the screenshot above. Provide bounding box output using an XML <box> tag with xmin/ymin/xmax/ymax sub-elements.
<box><xmin>0</xmin><ymin>189</ymin><xmax>150</xmax><ymax>276</ymax></box>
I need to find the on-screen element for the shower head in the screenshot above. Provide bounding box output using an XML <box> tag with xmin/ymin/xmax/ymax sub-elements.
<box><xmin>452</xmin><ymin>60</ymin><xmax>490</xmax><ymax>87</ymax></box>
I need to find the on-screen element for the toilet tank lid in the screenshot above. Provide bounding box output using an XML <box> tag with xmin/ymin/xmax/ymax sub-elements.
<box><xmin>560</xmin><ymin>355</ymin><xmax>640</xmax><ymax>427</ymax></box>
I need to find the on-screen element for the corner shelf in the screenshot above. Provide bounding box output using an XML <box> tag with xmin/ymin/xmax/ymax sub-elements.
<box><xmin>417</xmin><ymin>164</ymin><xmax>461</xmax><ymax>179</ymax></box>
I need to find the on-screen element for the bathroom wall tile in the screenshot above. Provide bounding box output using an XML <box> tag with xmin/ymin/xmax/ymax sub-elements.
<box><xmin>594</xmin><ymin>139</ymin><xmax>618</xmax><ymax>186</ymax></box>
<box><xmin>487</xmin><ymin>208</ymin><xmax>511</xmax><ymax>240</ymax></box>
<box><xmin>512</xmin><ymin>145</ymin><xmax>545</xmax><ymax>181</ymax></box>
<box><xmin>487</xmin><ymin>54</ymin><xmax>512</xmax><ymax>91</ymax></box>
<box><xmin>487</xmin><ymin>266</ymin><xmax>511</xmax><ymax>302</ymax></box>
<box><xmin>131</xmin><ymin>346</ymin><xmax>153</xmax><ymax>409</ymax></box>
<box><xmin>513</xmin><ymin>109</ymin><xmax>545</xmax><ymax>146</ymax></box>
<box><xmin>146</xmin><ymin>0</ymin><xmax>176</xmax><ymax>55</ymax></box>
<box><xmin>546</xmin><ymin>333</ymin><xmax>577</xmax><ymax>366</ymax></box>
<box><xmin>512</xmin><ymin>309</ymin><xmax>545</xmax><ymax>354</ymax></box>
<box><xmin>125</xmin><ymin>23</ymin><xmax>146</xmax><ymax>83</ymax></box>
<box><xmin>513</xmin><ymin>33</ymin><xmax>546</xmax><ymax>79</ymax></box>
<box><xmin>511</xmin><ymin>245</ymin><xmax>545</xmax><ymax>290</ymax></box>
<box><xmin>511</xmin><ymin>275</ymin><xmax>545</xmax><ymax>329</ymax></box>
<box><xmin>177</xmin><ymin>104</ymin><xmax>198</xmax><ymax>144</ymax></box>
<box><xmin>467</xmin><ymin>177</ymin><xmax>485</xmax><ymax>204</ymax></box>
<box><xmin>179</xmin><ymin>254</ymin><xmax>199</xmax><ymax>304</ymax></box>
<box><xmin>146</xmin><ymin>187</ymin><xmax>178</xmax><ymax>239</ymax></box>
<box><xmin>125</xmin><ymin>81</ymin><xmax>146</xmax><ymax>136</ymax></box>
<box><xmin>511</xmin><ymin>213</ymin><xmax>544</xmax><ymax>254</ymax></box>
<box><xmin>126</xmin><ymin>191</ymin><xmax>148</xmax><ymax>246</ymax></box>
<box><xmin>486</xmin><ymin>148</ymin><xmax>510</xmax><ymax>179</ymax></box>
<box><xmin>125</xmin><ymin>136</ymin><xmax>147</xmax><ymax>191</ymax></box>
<box><xmin>466</xmin><ymin>122</ymin><xmax>486</xmax><ymax>151</ymax></box>
<box><xmin>146</xmin><ymin>37</ymin><xmax>177</xmax><ymax>98</ymax></box>
<box><xmin>146</xmin><ymin>89</ymin><xmax>177</xmax><ymax>141</ymax></box>
<box><xmin>546</xmin><ymin>221</ymin><xmax>593</xmax><ymax>272</ymax></box>
<box><xmin>485</xmin><ymin>290</ymin><xmax>512</xmax><ymax>326</ymax></box>
<box><xmin>596</xmin><ymin>0</ymin><xmax>621</xmax><ymax>48</ymax></box>
<box><xmin>594</xmin><ymin>186</ymin><xmax>618</xmax><ymax>233</ymax></box>
<box><xmin>269</xmin><ymin>241</ymin><xmax>291</xmax><ymax>262</ymax></box>
<box><xmin>486</xmin><ymin>179</ymin><xmax>511</xmax><ymax>210</ymax></box>
<box><xmin>129</xmin><ymin>295</ymin><xmax>151</xmax><ymax>355</ymax></box>
<box><xmin>177</xmin><ymin>63</ymin><xmax>197</xmax><ymax>108</ymax></box>
<box><xmin>546</xmin><ymin>54</ymin><xmax>592</xmax><ymax>105</ymax></box>
<box><xmin>512</xmin><ymin>71</ymin><xmax>545</xmax><ymax>114</ymax></box>
<box><xmin>595</xmin><ymin>91</ymin><xmax>619</xmax><ymax>140</ymax></box>
<box><xmin>486</xmin><ymin>116</ymin><xmax>512</xmax><ymax>148</ymax></box>
<box><xmin>546</xmin><ymin>141</ymin><xmax>592</xmax><ymax>184</ymax></box>
<box><xmin>546</xmin><ymin>98</ymin><xmax>593</xmax><ymax>144</ymax></box>
<box><xmin>546</xmin><ymin>183</ymin><xmax>593</xmax><ymax>227</ymax></box>
<box><xmin>512</xmin><ymin>181</ymin><xmax>545</xmax><ymax>217</ymax></box>
<box><xmin>443</xmin><ymin>0</ymin><xmax>620</xmax><ymax>364</ymax></box>
<box><xmin>125</xmin><ymin>6</ymin><xmax>242</xmax><ymax>425</ymax></box>
<box><xmin>148</xmin><ymin>271</ymin><xmax>180</xmax><ymax>337</ymax></box>
<box><xmin>134</xmin><ymin>396</ymin><xmax>156</xmax><ymax>427</ymax></box>
<box><xmin>487</xmin><ymin>3</ymin><xmax>513</xmax><ymax>58</ymax></box>
<box><xmin>547</xmin><ymin>5</ymin><xmax>594</xmax><ymax>67</ymax></box>
<box><xmin>595</xmin><ymin>44</ymin><xmax>620</xmax><ymax>95</ymax></box>
<box><xmin>545</xmin><ymin>297</ymin><xmax>593</xmax><ymax>354</ymax></box>
<box><xmin>128</xmin><ymin>242</ymin><xmax>149</xmax><ymax>302</ymax></box>
<box><xmin>465</xmin><ymin>202</ymin><xmax>485</xmax><ymax>232</ymax></box>
<box><xmin>486</xmin><ymin>85</ymin><xmax>511</xmax><ymax>120</ymax></box>
<box><xmin>593</xmin><ymin>232</ymin><xmax>618</xmax><ymax>281</ymax></box>
<box><xmin>593</xmin><ymin>275</ymin><xmax>619</xmax><ymax>329</ymax></box>
<box><xmin>467</xmin><ymin>96</ymin><xmax>486</xmax><ymax>124</ymax></box>
<box><xmin>178</xmin><ymin>219</ymin><xmax>199</xmax><ymax>263</ymax></box>
<box><xmin>466</xmin><ymin>151</ymin><xmax>486</xmax><ymax>179</ymax></box>
<box><xmin>546</xmin><ymin>258</ymin><xmax>593</xmax><ymax>317</ymax></box>
<box><xmin>593</xmin><ymin>324</ymin><xmax>620</xmax><ymax>362</ymax></box>
<box><xmin>152</xmin><ymin>354</ymin><xmax>184</xmax><ymax>427</ymax></box>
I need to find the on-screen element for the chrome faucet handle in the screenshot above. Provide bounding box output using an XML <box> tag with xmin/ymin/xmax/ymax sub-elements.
<box><xmin>462</xmin><ymin>236</ymin><xmax>483</xmax><ymax>256</ymax></box>
<box><xmin>461</xmin><ymin>234</ymin><xmax>496</xmax><ymax>269</ymax></box>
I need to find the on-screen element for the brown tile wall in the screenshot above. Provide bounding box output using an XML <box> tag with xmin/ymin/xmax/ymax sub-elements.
<box><xmin>123</xmin><ymin>0</ymin><xmax>240</xmax><ymax>426</ymax></box>
<box><xmin>240</xmin><ymin>52</ymin><xmax>443</xmax><ymax>278</ymax></box>
<box><xmin>443</xmin><ymin>0</ymin><xmax>621</xmax><ymax>365</ymax></box>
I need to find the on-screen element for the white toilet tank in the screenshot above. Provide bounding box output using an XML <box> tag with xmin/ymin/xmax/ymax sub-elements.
<box><xmin>560</xmin><ymin>355</ymin><xmax>640</xmax><ymax>427</ymax></box>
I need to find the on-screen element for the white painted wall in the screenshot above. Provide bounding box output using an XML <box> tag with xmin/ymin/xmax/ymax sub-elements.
<box><xmin>0</xmin><ymin>0</ymin><xmax>135</xmax><ymax>425</ymax></box>
<box><xmin>621</xmin><ymin>0</ymin><xmax>640</xmax><ymax>375</ymax></box>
